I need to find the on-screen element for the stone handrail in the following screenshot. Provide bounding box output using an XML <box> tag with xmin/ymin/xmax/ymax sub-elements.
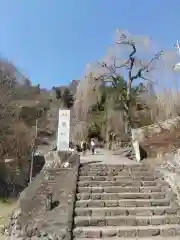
<box><xmin>4</xmin><ymin>152</ymin><xmax>80</xmax><ymax>239</ymax></box>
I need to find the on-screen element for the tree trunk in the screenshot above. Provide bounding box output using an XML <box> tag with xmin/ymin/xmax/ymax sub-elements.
<box><xmin>126</xmin><ymin>114</ymin><xmax>132</xmax><ymax>136</ymax></box>
<box><xmin>126</xmin><ymin>80</ymin><xmax>132</xmax><ymax>138</ymax></box>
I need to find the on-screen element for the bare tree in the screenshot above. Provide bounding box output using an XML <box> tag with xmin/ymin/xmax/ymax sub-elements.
<box><xmin>90</xmin><ymin>29</ymin><xmax>164</xmax><ymax>137</ymax></box>
<box><xmin>0</xmin><ymin>57</ymin><xmax>33</xmax><ymax>160</ymax></box>
<box><xmin>0</xmin><ymin>59</ymin><xmax>19</xmax><ymax>133</ymax></box>
<box><xmin>72</xmin><ymin>72</ymin><xmax>102</xmax><ymax>142</ymax></box>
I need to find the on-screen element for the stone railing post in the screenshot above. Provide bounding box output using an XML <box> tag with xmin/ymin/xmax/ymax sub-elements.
<box><xmin>45</xmin><ymin>192</ymin><xmax>53</xmax><ymax>211</ymax></box>
<box><xmin>131</xmin><ymin>129</ymin><xmax>141</xmax><ymax>162</ymax></box>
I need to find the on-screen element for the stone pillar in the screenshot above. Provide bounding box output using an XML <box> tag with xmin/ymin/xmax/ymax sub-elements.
<box><xmin>131</xmin><ymin>129</ymin><xmax>141</xmax><ymax>162</ymax></box>
<box><xmin>57</xmin><ymin>109</ymin><xmax>70</xmax><ymax>152</ymax></box>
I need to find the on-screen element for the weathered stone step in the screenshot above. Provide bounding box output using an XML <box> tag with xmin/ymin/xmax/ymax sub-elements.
<box><xmin>75</xmin><ymin>206</ymin><xmax>179</xmax><ymax>217</ymax></box>
<box><xmin>73</xmin><ymin>224</ymin><xmax>180</xmax><ymax>238</ymax></box>
<box><xmin>77</xmin><ymin>186</ymin><xmax>163</xmax><ymax>194</ymax></box>
<box><xmin>79</xmin><ymin>164</ymin><xmax>149</xmax><ymax>169</ymax></box>
<box><xmin>79</xmin><ymin>167</ymin><xmax>152</xmax><ymax>172</ymax></box>
<box><xmin>76</xmin><ymin>193</ymin><xmax>166</xmax><ymax>202</ymax></box>
<box><xmin>75</xmin><ymin>199</ymin><xmax>169</xmax><ymax>208</ymax></box>
<box><xmin>36</xmin><ymin>185</ymin><xmax>55</xmax><ymax>192</ymax></box>
<box><xmin>79</xmin><ymin>170</ymin><xmax>153</xmax><ymax>177</ymax></box>
<box><xmin>78</xmin><ymin>180</ymin><xmax>167</xmax><ymax>187</ymax></box>
<box><xmin>79</xmin><ymin>166</ymin><xmax>150</xmax><ymax>171</ymax></box>
<box><xmin>46</xmin><ymin>169</ymin><xmax>65</xmax><ymax>172</ymax></box>
<box><xmin>80</xmin><ymin>164</ymin><xmax>148</xmax><ymax>170</ymax></box>
<box><xmin>46</xmin><ymin>172</ymin><xmax>67</xmax><ymax>177</ymax></box>
<box><xmin>78</xmin><ymin>173</ymin><xmax>157</xmax><ymax>178</ymax></box>
<box><xmin>74</xmin><ymin>237</ymin><xmax>180</xmax><ymax>240</ymax></box>
<box><xmin>75</xmin><ymin>199</ymin><xmax>169</xmax><ymax>207</ymax></box>
<box><xmin>79</xmin><ymin>175</ymin><xmax>159</xmax><ymax>181</ymax></box>
<box><xmin>74</xmin><ymin>215</ymin><xmax>180</xmax><ymax>227</ymax></box>
<box><xmin>42</xmin><ymin>180</ymin><xmax>59</xmax><ymax>184</ymax></box>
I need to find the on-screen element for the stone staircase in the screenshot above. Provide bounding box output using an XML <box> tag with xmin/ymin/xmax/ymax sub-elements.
<box><xmin>73</xmin><ymin>164</ymin><xmax>180</xmax><ymax>239</ymax></box>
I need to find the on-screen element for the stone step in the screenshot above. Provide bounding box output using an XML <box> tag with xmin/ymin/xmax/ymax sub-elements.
<box><xmin>79</xmin><ymin>176</ymin><xmax>160</xmax><ymax>181</ymax></box>
<box><xmin>37</xmin><ymin>185</ymin><xmax>54</xmax><ymax>191</ymax></box>
<box><xmin>79</xmin><ymin>173</ymin><xmax>157</xmax><ymax>179</ymax></box>
<box><xmin>46</xmin><ymin>172</ymin><xmax>66</xmax><ymax>176</ymax></box>
<box><xmin>46</xmin><ymin>169</ymin><xmax>64</xmax><ymax>172</ymax></box>
<box><xmin>75</xmin><ymin>199</ymin><xmax>170</xmax><ymax>207</ymax></box>
<box><xmin>77</xmin><ymin>186</ymin><xmax>163</xmax><ymax>194</ymax></box>
<box><xmin>79</xmin><ymin>171</ymin><xmax>154</xmax><ymax>177</ymax></box>
<box><xmin>73</xmin><ymin>224</ymin><xmax>180</xmax><ymax>238</ymax></box>
<box><xmin>79</xmin><ymin>166</ymin><xmax>150</xmax><ymax>171</ymax></box>
<box><xmin>79</xmin><ymin>165</ymin><xmax>149</xmax><ymax>169</ymax></box>
<box><xmin>79</xmin><ymin>168</ymin><xmax>152</xmax><ymax>172</ymax></box>
<box><xmin>43</xmin><ymin>180</ymin><xmax>59</xmax><ymax>183</ymax></box>
<box><xmin>74</xmin><ymin>237</ymin><xmax>180</xmax><ymax>240</ymax></box>
<box><xmin>77</xmin><ymin>180</ymin><xmax>167</xmax><ymax>188</ymax></box>
<box><xmin>75</xmin><ymin>199</ymin><xmax>169</xmax><ymax>208</ymax></box>
<box><xmin>79</xmin><ymin>164</ymin><xmax>149</xmax><ymax>169</ymax></box>
<box><xmin>123</xmin><ymin>169</ymin><xmax>156</xmax><ymax>173</ymax></box>
<box><xmin>76</xmin><ymin>193</ymin><xmax>166</xmax><ymax>202</ymax></box>
<box><xmin>75</xmin><ymin>206</ymin><xmax>179</xmax><ymax>217</ymax></box>
<box><xmin>74</xmin><ymin>215</ymin><xmax>180</xmax><ymax>227</ymax></box>
<box><xmin>79</xmin><ymin>164</ymin><xmax>148</xmax><ymax>170</ymax></box>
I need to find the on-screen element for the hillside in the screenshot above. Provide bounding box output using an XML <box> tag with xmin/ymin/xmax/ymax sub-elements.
<box><xmin>0</xmin><ymin>57</ymin><xmax>79</xmax><ymax>199</ymax></box>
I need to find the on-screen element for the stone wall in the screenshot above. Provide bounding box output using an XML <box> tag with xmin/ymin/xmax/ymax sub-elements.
<box><xmin>131</xmin><ymin>116</ymin><xmax>180</xmax><ymax>159</ymax></box>
<box><xmin>132</xmin><ymin>116</ymin><xmax>180</xmax><ymax>204</ymax></box>
<box><xmin>132</xmin><ymin>116</ymin><xmax>180</xmax><ymax>143</ymax></box>
<box><xmin>132</xmin><ymin>116</ymin><xmax>180</xmax><ymax>202</ymax></box>
<box><xmin>145</xmin><ymin>153</ymin><xmax>180</xmax><ymax>207</ymax></box>
<box><xmin>43</xmin><ymin>150</ymin><xmax>73</xmax><ymax>169</ymax></box>
<box><xmin>4</xmin><ymin>152</ymin><xmax>80</xmax><ymax>240</ymax></box>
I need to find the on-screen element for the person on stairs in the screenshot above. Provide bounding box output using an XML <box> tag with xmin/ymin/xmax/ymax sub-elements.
<box><xmin>80</xmin><ymin>140</ymin><xmax>86</xmax><ymax>155</ymax></box>
<box><xmin>82</xmin><ymin>140</ymin><xmax>87</xmax><ymax>155</ymax></box>
<box><xmin>90</xmin><ymin>138</ymin><xmax>95</xmax><ymax>155</ymax></box>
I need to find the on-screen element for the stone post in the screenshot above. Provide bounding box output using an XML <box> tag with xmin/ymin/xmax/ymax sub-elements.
<box><xmin>45</xmin><ymin>192</ymin><xmax>53</xmax><ymax>211</ymax></box>
<box><xmin>131</xmin><ymin>129</ymin><xmax>141</xmax><ymax>162</ymax></box>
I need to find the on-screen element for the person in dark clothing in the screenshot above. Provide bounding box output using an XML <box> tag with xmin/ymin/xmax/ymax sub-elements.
<box><xmin>90</xmin><ymin>139</ymin><xmax>95</xmax><ymax>155</ymax></box>
<box><xmin>76</xmin><ymin>144</ymin><xmax>81</xmax><ymax>152</ymax></box>
<box><xmin>109</xmin><ymin>132</ymin><xmax>113</xmax><ymax>150</ymax></box>
<box><xmin>82</xmin><ymin>141</ymin><xmax>87</xmax><ymax>155</ymax></box>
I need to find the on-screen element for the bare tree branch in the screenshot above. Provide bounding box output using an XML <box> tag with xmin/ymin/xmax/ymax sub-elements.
<box><xmin>91</xmin><ymin>30</ymin><xmax>164</xmax><ymax>136</ymax></box>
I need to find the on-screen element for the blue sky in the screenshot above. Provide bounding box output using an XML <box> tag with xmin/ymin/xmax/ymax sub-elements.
<box><xmin>0</xmin><ymin>0</ymin><xmax>179</xmax><ymax>88</ymax></box>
